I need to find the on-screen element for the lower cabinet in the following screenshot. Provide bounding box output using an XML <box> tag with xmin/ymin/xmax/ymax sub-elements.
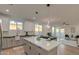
<box><xmin>2</xmin><ymin>38</ymin><xmax>7</xmax><ymax>49</ymax></box>
<box><xmin>24</xmin><ymin>40</ymin><xmax>57</xmax><ymax>55</ymax></box>
<box><xmin>2</xmin><ymin>37</ymin><xmax>24</xmax><ymax>49</ymax></box>
<box><xmin>2</xmin><ymin>37</ymin><xmax>15</xmax><ymax>49</ymax></box>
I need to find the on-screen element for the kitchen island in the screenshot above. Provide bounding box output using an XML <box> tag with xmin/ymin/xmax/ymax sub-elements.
<box><xmin>23</xmin><ymin>36</ymin><xmax>59</xmax><ymax>55</ymax></box>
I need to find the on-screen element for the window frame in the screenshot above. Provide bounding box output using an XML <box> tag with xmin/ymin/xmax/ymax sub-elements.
<box><xmin>10</xmin><ymin>21</ymin><xmax>23</xmax><ymax>30</ymax></box>
<box><xmin>35</xmin><ymin>24</ymin><xmax>42</xmax><ymax>32</ymax></box>
<box><xmin>10</xmin><ymin>21</ymin><xmax>17</xmax><ymax>30</ymax></box>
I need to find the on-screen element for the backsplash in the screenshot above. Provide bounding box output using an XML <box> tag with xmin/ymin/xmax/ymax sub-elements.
<box><xmin>3</xmin><ymin>31</ymin><xmax>26</xmax><ymax>36</ymax></box>
<box><xmin>25</xmin><ymin>31</ymin><xmax>35</xmax><ymax>35</ymax></box>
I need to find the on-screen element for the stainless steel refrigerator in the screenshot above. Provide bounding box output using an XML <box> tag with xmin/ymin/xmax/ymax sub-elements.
<box><xmin>0</xmin><ymin>24</ymin><xmax>2</xmax><ymax>54</ymax></box>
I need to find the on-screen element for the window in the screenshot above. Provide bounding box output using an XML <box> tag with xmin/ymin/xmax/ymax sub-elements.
<box><xmin>17</xmin><ymin>22</ymin><xmax>23</xmax><ymax>30</ymax></box>
<box><xmin>56</xmin><ymin>28</ymin><xmax>60</xmax><ymax>33</ymax></box>
<box><xmin>60</xmin><ymin>29</ymin><xmax>64</xmax><ymax>33</ymax></box>
<box><xmin>52</xmin><ymin>27</ymin><xmax>54</xmax><ymax>33</ymax></box>
<box><xmin>38</xmin><ymin>25</ymin><xmax>42</xmax><ymax>32</ymax></box>
<box><xmin>10</xmin><ymin>21</ymin><xmax>16</xmax><ymax>30</ymax></box>
<box><xmin>10</xmin><ymin>21</ymin><xmax>23</xmax><ymax>30</ymax></box>
<box><xmin>52</xmin><ymin>27</ymin><xmax>55</xmax><ymax>36</ymax></box>
<box><xmin>0</xmin><ymin>19</ymin><xmax>2</xmax><ymax>32</ymax></box>
<box><xmin>35</xmin><ymin>24</ymin><xmax>42</xmax><ymax>32</ymax></box>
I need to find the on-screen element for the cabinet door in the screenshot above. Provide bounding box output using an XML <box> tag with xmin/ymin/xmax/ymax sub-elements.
<box><xmin>24</xmin><ymin>21</ymin><xmax>35</xmax><ymax>31</ymax></box>
<box><xmin>27</xmin><ymin>43</ymin><xmax>38</xmax><ymax>55</ymax></box>
<box><xmin>7</xmin><ymin>38</ymin><xmax>10</xmax><ymax>48</ymax></box>
<box><xmin>24</xmin><ymin>41</ymin><xmax>31</xmax><ymax>55</ymax></box>
<box><xmin>2</xmin><ymin>38</ymin><xmax>7</xmax><ymax>49</ymax></box>
<box><xmin>2</xmin><ymin>18</ymin><xmax>9</xmax><ymax>31</ymax></box>
<box><xmin>29</xmin><ymin>43</ymin><xmax>47</xmax><ymax>55</ymax></box>
<box><xmin>2</xmin><ymin>38</ymin><xmax>10</xmax><ymax>49</ymax></box>
<box><xmin>12</xmin><ymin>38</ymin><xmax>17</xmax><ymax>47</ymax></box>
<box><xmin>2</xmin><ymin>38</ymin><xmax>15</xmax><ymax>49</ymax></box>
<box><xmin>23</xmin><ymin>40</ymin><xmax>47</xmax><ymax>55</ymax></box>
<box><xmin>10</xmin><ymin>38</ymin><xmax>14</xmax><ymax>47</ymax></box>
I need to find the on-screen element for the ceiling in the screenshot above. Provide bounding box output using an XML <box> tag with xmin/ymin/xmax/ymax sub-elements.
<box><xmin>0</xmin><ymin>4</ymin><xmax>79</xmax><ymax>26</ymax></box>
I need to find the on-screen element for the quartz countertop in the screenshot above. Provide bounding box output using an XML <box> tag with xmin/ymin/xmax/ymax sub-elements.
<box><xmin>3</xmin><ymin>36</ymin><xmax>15</xmax><ymax>38</ymax></box>
<box><xmin>24</xmin><ymin>36</ymin><xmax>59</xmax><ymax>51</ymax></box>
<box><xmin>3</xmin><ymin>35</ymin><xmax>36</xmax><ymax>38</ymax></box>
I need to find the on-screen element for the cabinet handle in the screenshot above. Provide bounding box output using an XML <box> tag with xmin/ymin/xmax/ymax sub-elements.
<box><xmin>25</xmin><ymin>52</ymin><xmax>28</xmax><ymax>55</ymax></box>
<box><xmin>29</xmin><ymin>46</ymin><xmax>31</xmax><ymax>50</ymax></box>
<box><xmin>38</xmin><ymin>53</ymin><xmax>41</xmax><ymax>55</ymax></box>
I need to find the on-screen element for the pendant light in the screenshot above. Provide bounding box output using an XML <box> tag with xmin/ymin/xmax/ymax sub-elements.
<box><xmin>46</xmin><ymin>21</ymin><xmax>50</xmax><ymax>28</ymax></box>
<box><xmin>46</xmin><ymin>4</ymin><xmax>51</xmax><ymax>29</ymax></box>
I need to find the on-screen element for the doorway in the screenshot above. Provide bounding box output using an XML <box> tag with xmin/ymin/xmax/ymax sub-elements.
<box><xmin>55</xmin><ymin>27</ymin><xmax>65</xmax><ymax>42</ymax></box>
<box><xmin>52</xmin><ymin>26</ymin><xmax>65</xmax><ymax>42</ymax></box>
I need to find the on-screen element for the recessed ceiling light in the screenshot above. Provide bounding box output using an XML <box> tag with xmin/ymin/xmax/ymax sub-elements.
<box><xmin>5</xmin><ymin>9</ymin><xmax>9</xmax><ymax>12</ymax></box>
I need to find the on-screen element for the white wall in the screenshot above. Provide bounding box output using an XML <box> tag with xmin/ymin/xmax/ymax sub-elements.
<box><xmin>24</xmin><ymin>21</ymin><xmax>35</xmax><ymax>31</ymax></box>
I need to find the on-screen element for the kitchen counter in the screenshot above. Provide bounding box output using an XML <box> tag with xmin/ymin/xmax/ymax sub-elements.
<box><xmin>2</xmin><ymin>35</ymin><xmax>36</xmax><ymax>38</ymax></box>
<box><xmin>2</xmin><ymin>35</ymin><xmax>25</xmax><ymax>49</ymax></box>
<box><xmin>20</xmin><ymin>35</ymin><xmax>36</xmax><ymax>37</ymax></box>
<box><xmin>3</xmin><ymin>36</ymin><xmax>15</xmax><ymax>38</ymax></box>
<box><xmin>23</xmin><ymin>36</ymin><xmax>59</xmax><ymax>55</ymax></box>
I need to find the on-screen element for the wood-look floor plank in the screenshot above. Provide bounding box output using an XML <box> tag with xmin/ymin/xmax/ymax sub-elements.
<box><xmin>1</xmin><ymin>44</ymin><xmax>79</xmax><ymax>55</ymax></box>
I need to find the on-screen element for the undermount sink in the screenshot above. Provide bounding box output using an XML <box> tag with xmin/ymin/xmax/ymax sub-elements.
<box><xmin>37</xmin><ymin>36</ymin><xmax>57</xmax><ymax>41</ymax></box>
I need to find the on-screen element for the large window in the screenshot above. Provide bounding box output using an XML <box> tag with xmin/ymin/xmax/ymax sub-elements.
<box><xmin>56</xmin><ymin>28</ymin><xmax>60</xmax><ymax>33</ymax></box>
<box><xmin>10</xmin><ymin>21</ymin><xmax>23</xmax><ymax>30</ymax></box>
<box><xmin>17</xmin><ymin>22</ymin><xmax>23</xmax><ymax>30</ymax></box>
<box><xmin>52</xmin><ymin>27</ymin><xmax>55</xmax><ymax>34</ymax></box>
<box><xmin>10</xmin><ymin>21</ymin><xmax>16</xmax><ymax>30</ymax></box>
<box><xmin>35</xmin><ymin>24</ymin><xmax>42</xmax><ymax>32</ymax></box>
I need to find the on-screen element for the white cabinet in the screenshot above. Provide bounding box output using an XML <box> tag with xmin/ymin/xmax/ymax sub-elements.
<box><xmin>2</xmin><ymin>37</ymin><xmax>15</xmax><ymax>49</ymax></box>
<box><xmin>23</xmin><ymin>40</ymin><xmax>31</xmax><ymax>54</ymax></box>
<box><xmin>2</xmin><ymin>37</ymin><xmax>24</xmax><ymax>49</ymax></box>
<box><xmin>24</xmin><ymin>39</ymin><xmax>57</xmax><ymax>55</ymax></box>
<box><xmin>24</xmin><ymin>21</ymin><xmax>35</xmax><ymax>31</ymax></box>
<box><xmin>2</xmin><ymin>18</ymin><xmax>9</xmax><ymax>31</ymax></box>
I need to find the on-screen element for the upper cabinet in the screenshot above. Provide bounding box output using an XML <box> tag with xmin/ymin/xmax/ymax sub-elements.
<box><xmin>2</xmin><ymin>18</ymin><xmax>9</xmax><ymax>31</ymax></box>
<box><xmin>24</xmin><ymin>21</ymin><xmax>35</xmax><ymax>31</ymax></box>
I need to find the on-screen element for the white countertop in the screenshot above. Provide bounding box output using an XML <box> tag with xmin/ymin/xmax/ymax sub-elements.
<box><xmin>62</xmin><ymin>40</ymin><xmax>77</xmax><ymax>47</ymax></box>
<box><xmin>24</xmin><ymin>36</ymin><xmax>59</xmax><ymax>51</ymax></box>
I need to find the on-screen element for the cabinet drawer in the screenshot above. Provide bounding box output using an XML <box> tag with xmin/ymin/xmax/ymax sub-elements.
<box><xmin>24</xmin><ymin>41</ymin><xmax>31</xmax><ymax>54</ymax></box>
